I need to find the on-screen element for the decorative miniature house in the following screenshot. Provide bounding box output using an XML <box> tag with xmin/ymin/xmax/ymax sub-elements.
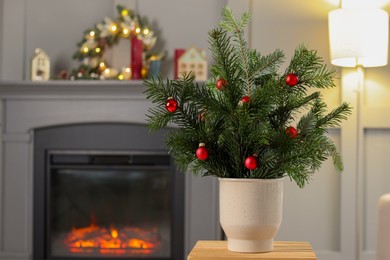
<box><xmin>31</xmin><ymin>48</ymin><xmax>50</xmax><ymax>81</ymax></box>
<box><xmin>177</xmin><ymin>47</ymin><xmax>208</xmax><ymax>81</ymax></box>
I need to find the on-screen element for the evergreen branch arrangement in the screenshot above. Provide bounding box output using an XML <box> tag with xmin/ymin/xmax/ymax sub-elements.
<box><xmin>145</xmin><ymin>7</ymin><xmax>351</xmax><ymax>188</ymax></box>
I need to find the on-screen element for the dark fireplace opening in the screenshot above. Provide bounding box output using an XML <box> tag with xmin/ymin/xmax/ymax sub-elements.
<box><xmin>49</xmin><ymin>151</ymin><xmax>171</xmax><ymax>258</ymax></box>
<box><xmin>33</xmin><ymin>124</ymin><xmax>184</xmax><ymax>260</ymax></box>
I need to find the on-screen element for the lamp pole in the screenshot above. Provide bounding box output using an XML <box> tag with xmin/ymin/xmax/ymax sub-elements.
<box><xmin>355</xmin><ymin>64</ymin><xmax>364</xmax><ymax>260</ymax></box>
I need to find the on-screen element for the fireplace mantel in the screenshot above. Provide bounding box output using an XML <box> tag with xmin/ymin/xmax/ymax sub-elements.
<box><xmin>0</xmin><ymin>80</ymin><xmax>146</xmax><ymax>98</ymax></box>
<box><xmin>0</xmin><ymin>81</ymin><xmax>220</xmax><ymax>260</ymax></box>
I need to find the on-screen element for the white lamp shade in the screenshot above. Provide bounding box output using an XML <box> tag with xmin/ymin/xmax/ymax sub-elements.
<box><xmin>328</xmin><ymin>8</ymin><xmax>389</xmax><ymax>67</ymax></box>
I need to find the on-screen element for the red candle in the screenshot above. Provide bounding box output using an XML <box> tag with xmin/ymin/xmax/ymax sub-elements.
<box><xmin>131</xmin><ymin>37</ymin><xmax>143</xmax><ymax>80</ymax></box>
<box><xmin>174</xmin><ymin>49</ymin><xmax>186</xmax><ymax>79</ymax></box>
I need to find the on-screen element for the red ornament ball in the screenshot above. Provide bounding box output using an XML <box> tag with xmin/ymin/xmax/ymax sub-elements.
<box><xmin>244</xmin><ymin>155</ymin><xmax>258</xmax><ymax>170</ymax></box>
<box><xmin>285</xmin><ymin>73</ymin><xmax>299</xmax><ymax>87</ymax></box>
<box><xmin>196</xmin><ymin>145</ymin><xmax>209</xmax><ymax>160</ymax></box>
<box><xmin>165</xmin><ymin>98</ymin><xmax>178</xmax><ymax>113</ymax></box>
<box><xmin>216</xmin><ymin>78</ymin><xmax>227</xmax><ymax>90</ymax></box>
<box><xmin>285</xmin><ymin>126</ymin><xmax>298</xmax><ymax>138</ymax></box>
<box><xmin>241</xmin><ymin>96</ymin><xmax>251</xmax><ymax>103</ymax></box>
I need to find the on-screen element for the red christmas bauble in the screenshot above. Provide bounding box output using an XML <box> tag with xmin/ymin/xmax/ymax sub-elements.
<box><xmin>286</xmin><ymin>73</ymin><xmax>299</xmax><ymax>87</ymax></box>
<box><xmin>196</xmin><ymin>145</ymin><xmax>209</xmax><ymax>160</ymax></box>
<box><xmin>285</xmin><ymin>126</ymin><xmax>298</xmax><ymax>138</ymax></box>
<box><xmin>244</xmin><ymin>155</ymin><xmax>258</xmax><ymax>170</ymax></box>
<box><xmin>241</xmin><ymin>96</ymin><xmax>250</xmax><ymax>103</ymax></box>
<box><xmin>165</xmin><ymin>98</ymin><xmax>178</xmax><ymax>113</ymax></box>
<box><xmin>216</xmin><ymin>78</ymin><xmax>227</xmax><ymax>90</ymax></box>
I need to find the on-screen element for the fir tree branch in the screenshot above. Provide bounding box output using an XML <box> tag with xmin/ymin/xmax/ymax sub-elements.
<box><xmin>220</xmin><ymin>7</ymin><xmax>251</xmax><ymax>95</ymax></box>
<box><xmin>249</xmin><ymin>50</ymin><xmax>284</xmax><ymax>83</ymax></box>
<box><xmin>209</xmin><ymin>29</ymin><xmax>237</xmax><ymax>82</ymax></box>
<box><xmin>317</xmin><ymin>102</ymin><xmax>352</xmax><ymax>128</ymax></box>
<box><xmin>287</xmin><ymin>45</ymin><xmax>336</xmax><ymax>89</ymax></box>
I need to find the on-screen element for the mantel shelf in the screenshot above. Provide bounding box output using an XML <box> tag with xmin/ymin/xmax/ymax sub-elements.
<box><xmin>0</xmin><ymin>80</ymin><xmax>148</xmax><ymax>98</ymax></box>
<box><xmin>0</xmin><ymin>79</ymin><xmax>145</xmax><ymax>86</ymax></box>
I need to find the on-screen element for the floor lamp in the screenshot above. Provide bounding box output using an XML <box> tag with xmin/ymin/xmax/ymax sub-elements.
<box><xmin>328</xmin><ymin>6</ymin><xmax>389</xmax><ymax>260</ymax></box>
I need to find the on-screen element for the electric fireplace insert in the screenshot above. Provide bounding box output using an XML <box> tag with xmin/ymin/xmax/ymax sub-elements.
<box><xmin>33</xmin><ymin>124</ymin><xmax>184</xmax><ymax>260</ymax></box>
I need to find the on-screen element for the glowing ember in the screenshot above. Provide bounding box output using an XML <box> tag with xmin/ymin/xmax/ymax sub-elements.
<box><xmin>110</xmin><ymin>228</ymin><xmax>118</xmax><ymax>239</ymax></box>
<box><xmin>63</xmin><ymin>224</ymin><xmax>161</xmax><ymax>256</ymax></box>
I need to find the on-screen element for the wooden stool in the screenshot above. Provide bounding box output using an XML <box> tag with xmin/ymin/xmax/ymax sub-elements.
<box><xmin>187</xmin><ymin>240</ymin><xmax>317</xmax><ymax>260</ymax></box>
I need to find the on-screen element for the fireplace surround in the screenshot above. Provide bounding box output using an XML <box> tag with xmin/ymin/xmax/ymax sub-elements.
<box><xmin>33</xmin><ymin>123</ymin><xmax>184</xmax><ymax>260</ymax></box>
<box><xmin>0</xmin><ymin>81</ymin><xmax>221</xmax><ymax>260</ymax></box>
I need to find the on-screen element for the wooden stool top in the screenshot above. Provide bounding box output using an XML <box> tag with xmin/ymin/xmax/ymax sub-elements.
<box><xmin>187</xmin><ymin>240</ymin><xmax>317</xmax><ymax>260</ymax></box>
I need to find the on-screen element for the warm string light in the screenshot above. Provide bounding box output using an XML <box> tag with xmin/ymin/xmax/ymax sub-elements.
<box><xmin>110</xmin><ymin>24</ymin><xmax>118</xmax><ymax>33</ymax></box>
<box><xmin>121</xmin><ymin>67</ymin><xmax>132</xmax><ymax>80</ymax></box>
<box><xmin>135</xmin><ymin>27</ymin><xmax>141</xmax><ymax>34</ymax></box>
<box><xmin>121</xmin><ymin>9</ymin><xmax>129</xmax><ymax>17</ymax></box>
<box><xmin>122</xmin><ymin>28</ymin><xmax>130</xmax><ymax>36</ymax></box>
<box><xmin>103</xmin><ymin>68</ymin><xmax>119</xmax><ymax>79</ymax></box>
<box><xmin>99</xmin><ymin>62</ymin><xmax>107</xmax><ymax>72</ymax></box>
<box><xmin>83</xmin><ymin>47</ymin><xmax>89</xmax><ymax>53</ymax></box>
<box><xmin>95</xmin><ymin>47</ymin><xmax>101</xmax><ymax>53</ymax></box>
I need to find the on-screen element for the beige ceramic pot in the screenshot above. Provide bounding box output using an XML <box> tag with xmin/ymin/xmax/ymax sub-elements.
<box><xmin>219</xmin><ymin>178</ymin><xmax>283</xmax><ymax>253</ymax></box>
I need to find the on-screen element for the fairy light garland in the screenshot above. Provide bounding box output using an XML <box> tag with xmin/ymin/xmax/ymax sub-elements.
<box><xmin>69</xmin><ymin>5</ymin><xmax>164</xmax><ymax>80</ymax></box>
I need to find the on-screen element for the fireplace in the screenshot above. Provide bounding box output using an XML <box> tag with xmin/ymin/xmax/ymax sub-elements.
<box><xmin>33</xmin><ymin>123</ymin><xmax>184</xmax><ymax>260</ymax></box>
<box><xmin>0</xmin><ymin>82</ymin><xmax>220</xmax><ymax>260</ymax></box>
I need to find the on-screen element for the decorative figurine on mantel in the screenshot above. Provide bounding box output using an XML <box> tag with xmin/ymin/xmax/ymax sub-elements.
<box><xmin>177</xmin><ymin>47</ymin><xmax>208</xmax><ymax>81</ymax></box>
<box><xmin>31</xmin><ymin>48</ymin><xmax>50</xmax><ymax>81</ymax></box>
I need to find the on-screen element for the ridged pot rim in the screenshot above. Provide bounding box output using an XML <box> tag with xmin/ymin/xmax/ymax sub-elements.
<box><xmin>219</xmin><ymin>177</ymin><xmax>284</xmax><ymax>183</ymax></box>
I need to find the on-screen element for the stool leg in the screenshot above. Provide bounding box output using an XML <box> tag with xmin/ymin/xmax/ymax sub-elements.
<box><xmin>377</xmin><ymin>194</ymin><xmax>390</xmax><ymax>260</ymax></box>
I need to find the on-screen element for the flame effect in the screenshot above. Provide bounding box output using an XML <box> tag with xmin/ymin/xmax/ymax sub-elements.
<box><xmin>63</xmin><ymin>224</ymin><xmax>161</xmax><ymax>256</ymax></box>
<box><xmin>111</xmin><ymin>229</ymin><xmax>118</xmax><ymax>239</ymax></box>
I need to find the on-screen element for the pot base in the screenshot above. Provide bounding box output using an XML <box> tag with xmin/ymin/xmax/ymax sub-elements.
<box><xmin>227</xmin><ymin>238</ymin><xmax>273</xmax><ymax>253</ymax></box>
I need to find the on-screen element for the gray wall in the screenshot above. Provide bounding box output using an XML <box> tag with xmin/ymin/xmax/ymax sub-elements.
<box><xmin>25</xmin><ymin>0</ymin><xmax>115</xmax><ymax>79</ymax></box>
<box><xmin>1</xmin><ymin>0</ymin><xmax>26</xmax><ymax>80</ymax></box>
<box><xmin>0</xmin><ymin>0</ymin><xmax>226</xmax><ymax>80</ymax></box>
<box><xmin>0</xmin><ymin>0</ymin><xmax>3</xmax><ymax>77</ymax></box>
